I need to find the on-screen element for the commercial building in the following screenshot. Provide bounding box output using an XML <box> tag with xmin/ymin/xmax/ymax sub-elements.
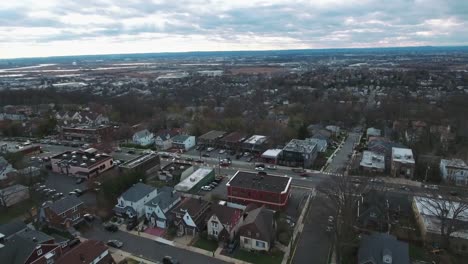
<box><xmin>440</xmin><ymin>159</ymin><xmax>468</xmax><ymax>186</ymax></box>
<box><xmin>261</xmin><ymin>149</ymin><xmax>283</xmax><ymax>164</ymax></box>
<box><xmin>219</xmin><ymin>132</ymin><xmax>248</xmax><ymax>151</ymax></box>
<box><xmin>279</xmin><ymin>139</ymin><xmax>318</xmax><ymax>168</ymax></box>
<box><xmin>171</xmin><ymin>135</ymin><xmax>196</xmax><ymax>151</ymax></box>
<box><xmin>242</xmin><ymin>135</ymin><xmax>269</xmax><ymax>153</ymax></box>
<box><xmin>160</xmin><ymin>162</ymin><xmax>194</xmax><ymax>182</ymax></box>
<box><xmin>61</xmin><ymin>124</ymin><xmax>112</xmax><ymax>143</ymax></box>
<box><xmin>51</xmin><ymin>148</ymin><xmax>114</xmax><ymax>178</ymax></box>
<box><xmin>226</xmin><ymin>171</ymin><xmax>292</xmax><ymax>210</ymax></box>
<box><xmin>197</xmin><ymin>130</ymin><xmax>226</xmax><ymax>147</ymax></box>
<box><xmin>174</xmin><ymin>168</ymin><xmax>215</xmax><ymax>193</ymax></box>
<box><xmin>360</xmin><ymin>151</ymin><xmax>385</xmax><ymax>173</ymax></box>
<box><xmin>391</xmin><ymin>147</ymin><xmax>415</xmax><ymax>179</ymax></box>
<box><xmin>119</xmin><ymin>152</ymin><xmax>161</xmax><ymax>176</ymax></box>
<box><xmin>0</xmin><ymin>184</ymin><xmax>30</xmax><ymax>207</ymax></box>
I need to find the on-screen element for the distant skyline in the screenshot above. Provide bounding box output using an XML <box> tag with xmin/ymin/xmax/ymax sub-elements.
<box><xmin>1</xmin><ymin>0</ymin><xmax>468</xmax><ymax>59</ymax></box>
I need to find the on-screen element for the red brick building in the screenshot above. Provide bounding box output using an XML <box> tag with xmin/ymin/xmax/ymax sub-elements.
<box><xmin>39</xmin><ymin>196</ymin><xmax>86</xmax><ymax>231</ymax></box>
<box><xmin>61</xmin><ymin>125</ymin><xmax>113</xmax><ymax>143</ymax></box>
<box><xmin>226</xmin><ymin>171</ymin><xmax>292</xmax><ymax>210</ymax></box>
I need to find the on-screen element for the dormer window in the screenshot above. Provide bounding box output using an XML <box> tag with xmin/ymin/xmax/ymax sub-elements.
<box><xmin>37</xmin><ymin>249</ymin><xmax>42</xmax><ymax>256</ymax></box>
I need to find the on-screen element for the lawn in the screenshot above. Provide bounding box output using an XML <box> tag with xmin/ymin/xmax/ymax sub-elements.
<box><xmin>193</xmin><ymin>237</ymin><xmax>219</xmax><ymax>252</ymax></box>
<box><xmin>0</xmin><ymin>199</ymin><xmax>35</xmax><ymax>224</ymax></box>
<box><xmin>233</xmin><ymin>249</ymin><xmax>284</xmax><ymax>264</ymax></box>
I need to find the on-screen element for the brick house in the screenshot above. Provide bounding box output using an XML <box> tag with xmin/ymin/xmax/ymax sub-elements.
<box><xmin>39</xmin><ymin>196</ymin><xmax>86</xmax><ymax>231</ymax></box>
<box><xmin>56</xmin><ymin>239</ymin><xmax>115</xmax><ymax>264</ymax></box>
<box><xmin>170</xmin><ymin>198</ymin><xmax>211</xmax><ymax>237</ymax></box>
<box><xmin>206</xmin><ymin>203</ymin><xmax>243</xmax><ymax>242</ymax></box>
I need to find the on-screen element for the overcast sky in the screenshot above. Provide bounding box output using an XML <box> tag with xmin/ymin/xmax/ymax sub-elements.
<box><xmin>1</xmin><ymin>0</ymin><xmax>467</xmax><ymax>59</ymax></box>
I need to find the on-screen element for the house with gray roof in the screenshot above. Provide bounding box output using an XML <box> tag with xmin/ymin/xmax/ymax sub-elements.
<box><xmin>0</xmin><ymin>220</ymin><xmax>29</xmax><ymax>242</ymax></box>
<box><xmin>114</xmin><ymin>182</ymin><xmax>158</xmax><ymax>219</ymax></box>
<box><xmin>358</xmin><ymin>233</ymin><xmax>410</xmax><ymax>264</ymax></box>
<box><xmin>144</xmin><ymin>186</ymin><xmax>181</xmax><ymax>228</ymax></box>
<box><xmin>39</xmin><ymin>196</ymin><xmax>86</xmax><ymax>231</ymax></box>
<box><xmin>306</xmin><ymin>137</ymin><xmax>328</xmax><ymax>153</ymax></box>
<box><xmin>279</xmin><ymin>139</ymin><xmax>318</xmax><ymax>168</ymax></box>
<box><xmin>238</xmin><ymin>206</ymin><xmax>275</xmax><ymax>251</ymax></box>
<box><xmin>132</xmin><ymin>129</ymin><xmax>154</xmax><ymax>146</ymax></box>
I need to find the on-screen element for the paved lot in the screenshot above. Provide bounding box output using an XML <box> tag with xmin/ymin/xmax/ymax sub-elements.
<box><xmin>292</xmin><ymin>195</ymin><xmax>333</xmax><ymax>264</ymax></box>
<box><xmin>325</xmin><ymin>132</ymin><xmax>361</xmax><ymax>173</ymax></box>
<box><xmin>45</xmin><ymin>172</ymin><xmax>98</xmax><ymax>207</ymax></box>
<box><xmin>82</xmin><ymin>221</ymin><xmax>227</xmax><ymax>264</ymax></box>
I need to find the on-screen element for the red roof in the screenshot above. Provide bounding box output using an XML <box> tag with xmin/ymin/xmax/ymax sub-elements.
<box><xmin>56</xmin><ymin>240</ymin><xmax>112</xmax><ymax>264</ymax></box>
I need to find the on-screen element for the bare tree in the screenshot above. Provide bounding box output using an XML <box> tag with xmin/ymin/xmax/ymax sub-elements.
<box><xmin>417</xmin><ymin>195</ymin><xmax>468</xmax><ymax>249</ymax></box>
<box><xmin>317</xmin><ymin>175</ymin><xmax>369</xmax><ymax>263</ymax></box>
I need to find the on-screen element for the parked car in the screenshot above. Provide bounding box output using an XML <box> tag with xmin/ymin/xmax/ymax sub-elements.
<box><xmin>227</xmin><ymin>240</ymin><xmax>238</xmax><ymax>254</ymax></box>
<box><xmin>266</xmin><ymin>165</ymin><xmax>277</xmax><ymax>170</ymax></box>
<box><xmin>162</xmin><ymin>256</ymin><xmax>180</xmax><ymax>264</ymax></box>
<box><xmin>450</xmin><ymin>191</ymin><xmax>459</xmax><ymax>196</ymax></box>
<box><xmin>202</xmin><ymin>153</ymin><xmax>210</xmax><ymax>157</ymax></box>
<box><xmin>104</xmin><ymin>223</ymin><xmax>118</xmax><ymax>232</ymax></box>
<box><xmin>127</xmin><ymin>150</ymin><xmax>136</xmax><ymax>154</ymax></box>
<box><xmin>206</xmin><ymin>147</ymin><xmax>214</xmax><ymax>152</ymax></box>
<box><xmin>195</xmin><ymin>159</ymin><xmax>204</xmax><ymax>163</ymax></box>
<box><xmin>291</xmin><ymin>168</ymin><xmax>305</xmax><ymax>173</ymax></box>
<box><xmin>74</xmin><ymin>189</ymin><xmax>83</xmax><ymax>196</ymax></box>
<box><xmin>76</xmin><ymin>178</ymin><xmax>85</xmax><ymax>184</ymax></box>
<box><xmin>126</xmin><ymin>221</ymin><xmax>138</xmax><ymax>231</ymax></box>
<box><xmin>184</xmin><ymin>157</ymin><xmax>194</xmax><ymax>162</ymax></box>
<box><xmin>107</xmin><ymin>240</ymin><xmax>123</xmax><ymax>248</ymax></box>
<box><xmin>246</xmin><ymin>157</ymin><xmax>253</xmax><ymax>162</ymax></box>
<box><xmin>219</xmin><ymin>149</ymin><xmax>226</xmax><ymax>154</ymax></box>
<box><xmin>255</xmin><ymin>166</ymin><xmax>265</xmax><ymax>171</ymax></box>
<box><xmin>201</xmin><ymin>186</ymin><xmax>212</xmax><ymax>191</ymax></box>
<box><xmin>84</xmin><ymin>213</ymin><xmax>95</xmax><ymax>221</ymax></box>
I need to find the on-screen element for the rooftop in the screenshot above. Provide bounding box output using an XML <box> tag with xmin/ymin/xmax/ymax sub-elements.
<box><xmin>220</xmin><ymin>131</ymin><xmax>248</xmax><ymax>143</ymax></box>
<box><xmin>244</xmin><ymin>135</ymin><xmax>267</xmax><ymax>145</ymax></box>
<box><xmin>391</xmin><ymin>147</ymin><xmax>414</xmax><ymax>164</ymax></box>
<box><xmin>171</xmin><ymin>197</ymin><xmax>210</xmax><ymax>218</ymax></box>
<box><xmin>283</xmin><ymin>139</ymin><xmax>317</xmax><ymax>153</ymax></box>
<box><xmin>441</xmin><ymin>159</ymin><xmax>468</xmax><ymax>169</ymax></box>
<box><xmin>198</xmin><ymin>130</ymin><xmax>226</xmax><ymax>141</ymax></box>
<box><xmin>261</xmin><ymin>149</ymin><xmax>283</xmax><ymax>158</ymax></box>
<box><xmin>174</xmin><ymin>167</ymin><xmax>213</xmax><ymax>192</ymax></box>
<box><xmin>226</xmin><ymin>171</ymin><xmax>291</xmax><ymax>194</ymax></box>
<box><xmin>56</xmin><ymin>239</ymin><xmax>110</xmax><ymax>264</ymax></box>
<box><xmin>358</xmin><ymin>233</ymin><xmax>410</xmax><ymax>264</ymax></box>
<box><xmin>120</xmin><ymin>182</ymin><xmax>156</xmax><ymax>202</ymax></box>
<box><xmin>360</xmin><ymin>151</ymin><xmax>385</xmax><ymax>170</ymax></box>
<box><xmin>62</xmin><ymin>124</ymin><xmax>110</xmax><ymax>130</ymax></box>
<box><xmin>161</xmin><ymin>162</ymin><xmax>192</xmax><ymax>175</ymax></box>
<box><xmin>51</xmin><ymin>150</ymin><xmax>112</xmax><ymax>169</ymax></box>
<box><xmin>367</xmin><ymin>127</ymin><xmax>382</xmax><ymax>137</ymax></box>
<box><xmin>145</xmin><ymin>186</ymin><xmax>180</xmax><ymax>209</ymax></box>
<box><xmin>46</xmin><ymin>195</ymin><xmax>83</xmax><ymax>215</ymax></box>
<box><xmin>119</xmin><ymin>153</ymin><xmax>159</xmax><ymax>169</ymax></box>
<box><xmin>172</xmin><ymin>134</ymin><xmax>191</xmax><ymax>143</ymax></box>
<box><xmin>0</xmin><ymin>184</ymin><xmax>28</xmax><ymax>196</ymax></box>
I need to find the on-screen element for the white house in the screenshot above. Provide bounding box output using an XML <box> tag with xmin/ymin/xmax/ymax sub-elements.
<box><xmin>0</xmin><ymin>157</ymin><xmax>16</xmax><ymax>180</ymax></box>
<box><xmin>113</xmin><ymin>183</ymin><xmax>158</xmax><ymax>219</ymax></box>
<box><xmin>144</xmin><ymin>187</ymin><xmax>181</xmax><ymax>228</ymax></box>
<box><xmin>207</xmin><ymin>204</ymin><xmax>243</xmax><ymax>242</ymax></box>
<box><xmin>239</xmin><ymin>206</ymin><xmax>275</xmax><ymax>251</ymax></box>
<box><xmin>132</xmin><ymin>129</ymin><xmax>154</xmax><ymax>146</ymax></box>
<box><xmin>154</xmin><ymin>130</ymin><xmax>179</xmax><ymax>150</ymax></box>
<box><xmin>171</xmin><ymin>135</ymin><xmax>196</xmax><ymax>151</ymax></box>
<box><xmin>440</xmin><ymin>159</ymin><xmax>468</xmax><ymax>186</ymax></box>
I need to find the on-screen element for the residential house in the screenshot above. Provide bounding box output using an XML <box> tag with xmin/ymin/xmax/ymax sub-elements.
<box><xmin>0</xmin><ymin>220</ymin><xmax>29</xmax><ymax>242</ymax></box>
<box><xmin>145</xmin><ymin>187</ymin><xmax>181</xmax><ymax>229</ymax></box>
<box><xmin>391</xmin><ymin>147</ymin><xmax>415</xmax><ymax>179</ymax></box>
<box><xmin>132</xmin><ymin>129</ymin><xmax>154</xmax><ymax>146</ymax></box>
<box><xmin>154</xmin><ymin>129</ymin><xmax>179</xmax><ymax>150</ymax></box>
<box><xmin>170</xmin><ymin>198</ymin><xmax>211</xmax><ymax>237</ymax></box>
<box><xmin>366</xmin><ymin>127</ymin><xmax>382</xmax><ymax>139</ymax></box>
<box><xmin>56</xmin><ymin>239</ymin><xmax>115</xmax><ymax>264</ymax></box>
<box><xmin>440</xmin><ymin>159</ymin><xmax>468</xmax><ymax>186</ymax></box>
<box><xmin>358</xmin><ymin>233</ymin><xmax>410</xmax><ymax>264</ymax></box>
<box><xmin>360</xmin><ymin>151</ymin><xmax>385</xmax><ymax>173</ymax></box>
<box><xmin>0</xmin><ymin>156</ymin><xmax>16</xmax><ymax>181</ymax></box>
<box><xmin>325</xmin><ymin>125</ymin><xmax>340</xmax><ymax>136</ymax></box>
<box><xmin>113</xmin><ymin>183</ymin><xmax>158</xmax><ymax>219</ymax></box>
<box><xmin>0</xmin><ymin>229</ymin><xmax>62</xmax><ymax>264</ymax></box>
<box><xmin>306</xmin><ymin>137</ymin><xmax>328</xmax><ymax>153</ymax></box>
<box><xmin>413</xmin><ymin>196</ymin><xmax>468</xmax><ymax>253</ymax></box>
<box><xmin>239</xmin><ymin>206</ymin><xmax>275</xmax><ymax>251</ymax></box>
<box><xmin>206</xmin><ymin>204</ymin><xmax>243</xmax><ymax>242</ymax></box>
<box><xmin>171</xmin><ymin>135</ymin><xmax>196</xmax><ymax>151</ymax></box>
<box><xmin>39</xmin><ymin>196</ymin><xmax>86</xmax><ymax>231</ymax></box>
<box><xmin>0</xmin><ymin>184</ymin><xmax>30</xmax><ymax>207</ymax></box>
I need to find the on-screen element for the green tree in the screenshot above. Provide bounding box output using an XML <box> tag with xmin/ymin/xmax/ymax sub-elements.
<box><xmin>297</xmin><ymin>123</ymin><xmax>310</xmax><ymax>140</ymax></box>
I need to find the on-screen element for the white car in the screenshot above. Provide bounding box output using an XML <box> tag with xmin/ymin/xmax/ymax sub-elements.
<box><xmin>266</xmin><ymin>165</ymin><xmax>277</xmax><ymax>170</ymax></box>
<box><xmin>201</xmin><ymin>186</ymin><xmax>212</xmax><ymax>191</ymax></box>
<box><xmin>255</xmin><ymin>167</ymin><xmax>265</xmax><ymax>171</ymax></box>
<box><xmin>219</xmin><ymin>149</ymin><xmax>226</xmax><ymax>154</ymax></box>
<box><xmin>206</xmin><ymin>147</ymin><xmax>214</xmax><ymax>152</ymax></box>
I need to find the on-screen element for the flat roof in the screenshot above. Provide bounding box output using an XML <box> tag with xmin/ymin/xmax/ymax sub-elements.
<box><xmin>261</xmin><ymin>149</ymin><xmax>283</xmax><ymax>158</ymax></box>
<box><xmin>360</xmin><ymin>151</ymin><xmax>385</xmax><ymax>169</ymax></box>
<box><xmin>220</xmin><ymin>132</ymin><xmax>248</xmax><ymax>143</ymax></box>
<box><xmin>198</xmin><ymin>130</ymin><xmax>226</xmax><ymax>141</ymax></box>
<box><xmin>175</xmin><ymin>167</ymin><xmax>213</xmax><ymax>192</ymax></box>
<box><xmin>62</xmin><ymin>124</ymin><xmax>110</xmax><ymax>130</ymax></box>
<box><xmin>392</xmin><ymin>147</ymin><xmax>415</xmax><ymax>164</ymax></box>
<box><xmin>51</xmin><ymin>150</ymin><xmax>111</xmax><ymax>168</ymax></box>
<box><xmin>283</xmin><ymin>139</ymin><xmax>317</xmax><ymax>153</ymax></box>
<box><xmin>226</xmin><ymin>171</ymin><xmax>291</xmax><ymax>194</ymax></box>
<box><xmin>120</xmin><ymin>153</ymin><xmax>159</xmax><ymax>169</ymax></box>
<box><xmin>244</xmin><ymin>135</ymin><xmax>267</xmax><ymax>145</ymax></box>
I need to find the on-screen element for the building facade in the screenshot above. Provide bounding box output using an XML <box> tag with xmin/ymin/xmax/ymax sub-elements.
<box><xmin>391</xmin><ymin>147</ymin><xmax>415</xmax><ymax>179</ymax></box>
<box><xmin>51</xmin><ymin>149</ymin><xmax>114</xmax><ymax>178</ymax></box>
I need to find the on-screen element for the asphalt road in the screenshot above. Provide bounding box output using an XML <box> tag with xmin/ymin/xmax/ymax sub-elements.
<box><xmin>82</xmin><ymin>222</ymin><xmax>228</xmax><ymax>264</ymax></box>
<box><xmin>325</xmin><ymin>132</ymin><xmax>361</xmax><ymax>173</ymax></box>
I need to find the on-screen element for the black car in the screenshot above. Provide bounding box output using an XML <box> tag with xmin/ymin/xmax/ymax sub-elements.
<box><xmin>127</xmin><ymin>150</ymin><xmax>136</xmax><ymax>154</ymax></box>
<box><xmin>195</xmin><ymin>159</ymin><xmax>204</xmax><ymax>163</ymax></box>
<box><xmin>69</xmin><ymin>238</ymin><xmax>81</xmax><ymax>248</ymax></box>
<box><xmin>104</xmin><ymin>223</ymin><xmax>118</xmax><ymax>232</ymax></box>
<box><xmin>202</xmin><ymin>153</ymin><xmax>210</xmax><ymax>157</ymax></box>
<box><xmin>184</xmin><ymin>157</ymin><xmax>194</xmax><ymax>161</ymax></box>
<box><xmin>126</xmin><ymin>221</ymin><xmax>137</xmax><ymax>231</ymax></box>
<box><xmin>162</xmin><ymin>256</ymin><xmax>180</xmax><ymax>264</ymax></box>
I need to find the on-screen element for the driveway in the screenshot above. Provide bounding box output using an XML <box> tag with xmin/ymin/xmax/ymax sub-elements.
<box><xmin>325</xmin><ymin>132</ymin><xmax>361</xmax><ymax>174</ymax></box>
<box><xmin>82</xmin><ymin>222</ymin><xmax>228</xmax><ymax>264</ymax></box>
<box><xmin>292</xmin><ymin>195</ymin><xmax>333</xmax><ymax>264</ymax></box>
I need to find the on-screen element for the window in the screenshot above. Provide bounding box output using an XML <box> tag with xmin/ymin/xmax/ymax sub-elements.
<box><xmin>72</xmin><ymin>206</ymin><xmax>77</xmax><ymax>212</ymax></box>
<box><xmin>255</xmin><ymin>241</ymin><xmax>266</xmax><ymax>248</ymax></box>
<box><xmin>244</xmin><ymin>238</ymin><xmax>250</xmax><ymax>244</ymax></box>
<box><xmin>72</xmin><ymin>214</ymin><xmax>80</xmax><ymax>221</ymax></box>
<box><xmin>211</xmin><ymin>221</ymin><xmax>218</xmax><ymax>228</ymax></box>
<box><xmin>37</xmin><ymin>249</ymin><xmax>42</xmax><ymax>256</ymax></box>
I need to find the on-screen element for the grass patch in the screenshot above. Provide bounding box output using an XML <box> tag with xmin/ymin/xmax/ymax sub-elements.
<box><xmin>233</xmin><ymin>249</ymin><xmax>284</xmax><ymax>264</ymax></box>
<box><xmin>193</xmin><ymin>237</ymin><xmax>218</xmax><ymax>252</ymax></box>
<box><xmin>0</xmin><ymin>199</ymin><xmax>35</xmax><ymax>224</ymax></box>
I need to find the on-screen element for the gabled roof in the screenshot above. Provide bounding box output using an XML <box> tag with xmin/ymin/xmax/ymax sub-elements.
<box><xmin>145</xmin><ymin>186</ymin><xmax>180</xmax><ymax>210</ymax></box>
<box><xmin>358</xmin><ymin>233</ymin><xmax>410</xmax><ymax>264</ymax></box>
<box><xmin>240</xmin><ymin>206</ymin><xmax>274</xmax><ymax>242</ymax></box>
<box><xmin>47</xmin><ymin>196</ymin><xmax>83</xmax><ymax>215</ymax></box>
<box><xmin>56</xmin><ymin>239</ymin><xmax>110</xmax><ymax>264</ymax></box>
<box><xmin>171</xmin><ymin>198</ymin><xmax>210</xmax><ymax>220</ymax></box>
<box><xmin>120</xmin><ymin>183</ymin><xmax>156</xmax><ymax>202</ymax></box>
<box><xmin>16</xmin><ymin>229</ymin><xmax>53</xmax><ymax>244</ymax></box>
<box><xmin>0</xmin><ymin>234</ymin><xmax>38</xmax><ymax>264</ymax></box>
<box><xmin>0</xmin><ymin>220</ymin><xmax>28</xmax><ymax>238</ymax></box>
<box><xmin>133</xmin><ymin>129</ymin><xmax>152</xmax><ymax>139</ymax></box>
<box><xmin>154</xmin><ymin>129</ymin><xmax>179</xmax><ymax>140</ymax></box>
<box><xmin>209</xmin><ymin>204</ymin><xmax>243</xmax><ymax>226</ymax></box>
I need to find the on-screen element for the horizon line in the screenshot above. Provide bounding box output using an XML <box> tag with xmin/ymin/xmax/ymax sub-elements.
<box><xmin>2</xmin><ymin>44</ymin><xmax>468</xmax><ymax>61</ymax></box>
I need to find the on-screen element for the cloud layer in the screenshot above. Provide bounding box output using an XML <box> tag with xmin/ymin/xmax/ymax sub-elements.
<box><xmin>1</xmin><ymin>0</ymin><xmax>467</xmax><ymax>58</ymax></box>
